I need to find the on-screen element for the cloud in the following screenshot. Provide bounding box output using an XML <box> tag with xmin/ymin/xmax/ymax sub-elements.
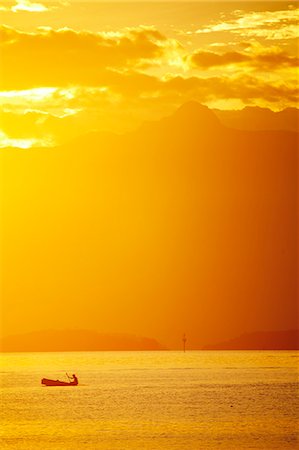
<box><xmin>12</xmin><ymin>0</ymin><xmax>48</xmax><ymax>12</ymax></box>
<box><xmin>195</xmin><ymin>7</ymin><xmax>299</xmax><ymax>40</ymax></box>
<box><xmin>191</xmin><ymin>50</ymin><xmax>248</xmax><ymax>68</ymax></box>
<box><xmin>190</xmin><ymin>48</ymin><xmax>299</xmax><ymax>70</ymax></box>
<box><xmin>0</xmin><ymin>25</ymin><xmax>178</xmax><ymax>90</ymax></box>
<box><xmin>0</xmin><ymin>108</ymin><xmax>81</xmax><ymax>147</ymax></box>
<box><xmin>0</xmin><ymin>129</ymin><xmax>52</xmax><ymax>148</ymax></box>
<box><xmin>0</xmin><ymin>23</ymin><xmax>298</xmax><ymax>147</ymax></box>
<box><xmin>1</xmin><ymin>0</ymin><xmax>50</xmax><ymax>13</ymax></box>
<box><xmin>1</xmin><ymin>71</ymin><xmax>297</xmax><ymax>147</ymax></box>
<box><xmin>0</xmin><ymin>0</ymin><xmax>69</xmax><ymax>13</ymax></box>
<box><xmin>162</xmin><ymin>74</ymin><xmax>298</xmax><ymax>107</ymax></box>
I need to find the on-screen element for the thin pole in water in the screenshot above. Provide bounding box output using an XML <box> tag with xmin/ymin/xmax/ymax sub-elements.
<box><xmin>183</xmin><ymin>333</ymin><xmax>187</xmax><ymax>353</ymax></box>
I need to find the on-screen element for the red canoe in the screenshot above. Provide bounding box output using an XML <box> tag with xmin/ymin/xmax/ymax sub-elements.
<box><xmin>41</xmin><ymin>378</ymin><xmax>78</xmax><ymax>386</ymax></box>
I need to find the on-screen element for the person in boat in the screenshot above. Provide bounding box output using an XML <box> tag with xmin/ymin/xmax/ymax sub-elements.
<box><xmin>71</xmin><ymin>374</ymin><xmax>78</xmax><ymax>385</ymax></box>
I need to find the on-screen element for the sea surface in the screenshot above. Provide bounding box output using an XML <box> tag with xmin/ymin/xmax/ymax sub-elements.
<box><xmin>0</xmin><ymin>351</ymin><xmax>298</xmax><ymax>449</ymax></box>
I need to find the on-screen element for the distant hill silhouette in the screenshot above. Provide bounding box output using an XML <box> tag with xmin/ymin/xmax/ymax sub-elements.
<box><xmin>0</xmin><ymin>330</ymin><xmax>166</xmax><ymax>352</ymax></box>
<box><xmin>214</xmin><ymin>106</ymin><xmax>299</xmax><ymax>132</ymax></box>
<box><xmin>203</xmin><ymin>330</ymin><xmax>299</xmax><ymax>350</ymax></box>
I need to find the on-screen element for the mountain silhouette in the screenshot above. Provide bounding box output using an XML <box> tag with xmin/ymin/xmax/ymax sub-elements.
<box><xmin>137</xmin><ymin>100</ymin><xmax>222</xmax><ymax>140</ymax></box>
<box><xmin>214</xmin><ymin>106</ymin><xmax>299</xmax><ymax>132</ymax></box>
<box><xmin>171</xmin><ymin>101</ymin><xmax>222</xmax><ymax>129</ymax></box>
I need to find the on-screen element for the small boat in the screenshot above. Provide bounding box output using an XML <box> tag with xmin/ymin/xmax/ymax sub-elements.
<box><xmin>41</xmin><ymin>374</ymin><xmax>78</xmax><ymax>386</ymax></box>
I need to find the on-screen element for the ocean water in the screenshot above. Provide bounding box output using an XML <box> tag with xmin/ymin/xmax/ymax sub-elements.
<box><xmin>0</xmin><ymin>351</ymin><xmax>298</xmax><ymax>449</ymax></box>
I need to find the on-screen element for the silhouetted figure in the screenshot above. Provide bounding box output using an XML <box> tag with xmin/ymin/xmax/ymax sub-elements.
<box><xmin>71</xmin><ymin>374</ymin><xmax>78</xmax><ymax>385</ymax></box>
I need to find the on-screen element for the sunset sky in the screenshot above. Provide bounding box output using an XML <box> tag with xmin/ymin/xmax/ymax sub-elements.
<box><xmin>0</xmin><ymin>1</ymin><xmax>298</xmax><ymax>349</ymax></box>
<box><xmin>0</xmin><ymin>0</ymin><xmax>298</xmax><ymax>147</ymax></box>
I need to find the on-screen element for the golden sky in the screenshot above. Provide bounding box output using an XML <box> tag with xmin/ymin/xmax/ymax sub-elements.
<box><xmin>0</xmin><ymin>1</ymin><xmax>298</xmax><ymax>349</ymax></box>
<box><xmin>0</xmin><ymin>1</ymin><xmax>298</xmax><ymax>147</ymax></box>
